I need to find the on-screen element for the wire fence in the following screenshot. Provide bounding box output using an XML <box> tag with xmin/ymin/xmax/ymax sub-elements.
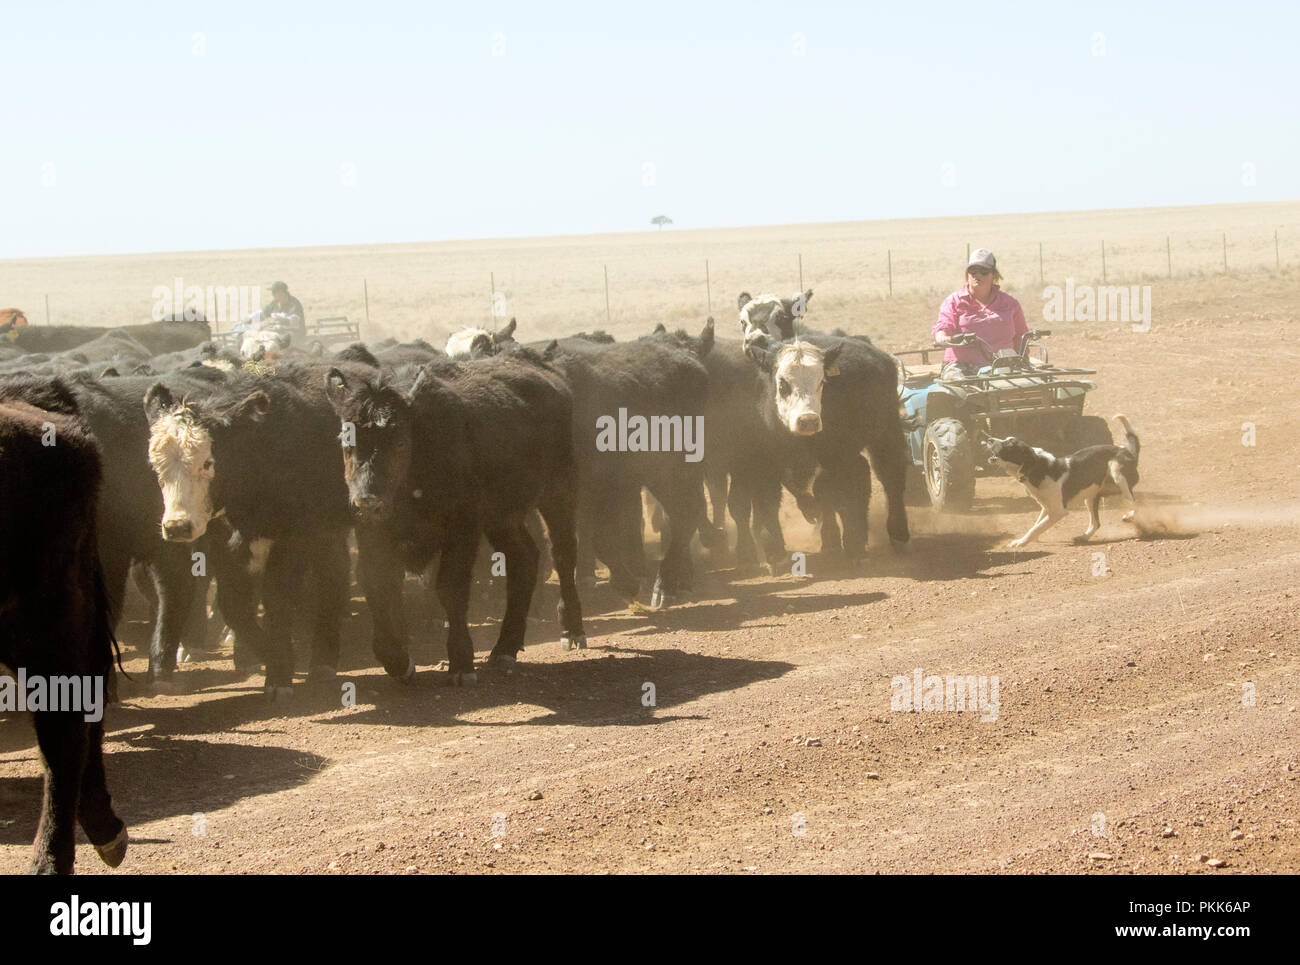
<box><xmin>14</xmin><ymin>223</ymin><xmax>1296</xmax><ymax>340</ymax></box>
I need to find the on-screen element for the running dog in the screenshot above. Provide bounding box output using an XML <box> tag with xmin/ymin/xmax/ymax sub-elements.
<box><xmin>987</xmin><ymin>415</ymin><xmax>1140</xmax><ymax>548</ymax></box>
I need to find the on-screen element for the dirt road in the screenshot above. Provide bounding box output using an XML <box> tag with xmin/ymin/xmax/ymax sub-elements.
<box><xmin>1</xmin><ymin>293</ymin><xmax>1296</xmax><ymax>874</ymax></box>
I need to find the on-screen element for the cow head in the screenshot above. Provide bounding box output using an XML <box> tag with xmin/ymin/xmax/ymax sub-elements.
<box><xmin>444</xmin><ymin>317</ymin><xmax>517</xmax><ymax>359</ymax></box>
<box><xmin>144</xmin><ymin>383</ymin><xmax>270</xmax><ymax>541</ymax></box>
<box><xmin>737</xmin><ymin>289</ymin><xmax>813</xmax><ymax>345</ymax></box>
<box><xmin>745</xmin><ymin>338</ymin><xmax>841</xmax><ymax>435</ymax></box>
<box><xmin>323</xmin><ymin>367</ymin><xmax>412</xmax><ymax>522</ymax></box>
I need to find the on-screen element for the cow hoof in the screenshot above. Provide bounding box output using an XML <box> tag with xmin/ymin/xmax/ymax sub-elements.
<box><xmin>890</xmin><ymin>538</ymin><xmax>910</xmax><ymax>553</ymax></box>
<box><xmin>94</xmin><ymin>826</ymin><xmax>129</xmax><ymax>869</ymax></box>
<box><xmin>401</xmin><ymin>657</ymin><xmax>417</xmax><ymax>684</ymax></box>
<box><xmin>264</xmin><ymin>685</ymin><xmax>293</xmax><ymax>705</ymax></box>
<box><xmin>309</xmin><ymin>666</ymin><xmax>338</xmax><ymax>685</ymax></box>
<box><xmin>560</xmin><ymin>632</ymin><xmax>587</xmax><ymax>651</ymax></box>
<box><xmin>650</xmin><ymin>577</ymin><xmax>665</xmax><ymax>609</ymax></box>
<box><xmin>448</xmin><ymin>670</ymin><xmax>479</xmax><ymax>686</ymax></box>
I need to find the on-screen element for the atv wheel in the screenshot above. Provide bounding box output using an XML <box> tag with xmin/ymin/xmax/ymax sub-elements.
<box><xmin>924</xmin><ymin>417</ymin><xmax>975</xmax><ymax>512</ymax></box>
<box><xmin>1068</xmin><ymin>415</ymin><xmax>1114</xmax><ymax>451</ymax></box>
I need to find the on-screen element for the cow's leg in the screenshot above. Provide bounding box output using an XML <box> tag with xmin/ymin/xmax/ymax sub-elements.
<box><xmin>435</xmin><ymin>528</ymin><xmax>479</xmax><ymax>684</ymax></box>
<box><xmin>750</xmin><ymin>473</ymin><xmax>789</xmax><ymax>570</ymax></box>
<box><xmin>484</xmin><ymin>518</ymin><xmax>539</xmax><ymax>665</ymax></box>
<box><xmin>209</xmin><ymin>530</ymin><xmax>265</xmax><ymax>675</ymax></box>
<box><xmin>812</xmin><ymin>468</ymin><xmax>843</xmax><ymax>557</ymax></box>
<box><xmin>259</xmin><ymin>541</ymin><xmax>305</xmax><ymax>700</ymax></box>
<box><xmin>30</xmin><ymin>711</ymin><xmax>86</xmax><ymax>875</ymax></box>
<box><xmin>147</xmin><ymin>550</ymin><xmax>196</xmax><ymax>686</ymax></box>
<box><xmin>355</xmin><ymin>523</ymin><xmax>415</xmax><ymax>682</ymax></box>
<box><xmin>836</xmin><ymin>454</ymin><xmax>871</xmax><ymax>563</ymax></box>
<box><xmin>727</xmin><ymin>473</ymin><xmax>760</xmax><ymax>572</ymax></box>
<box><xmin>591</xmin><ymin>483</ymin><xmax>640</xmax><ymax>601</ymax></box>
<box><xmin>77</xmin><ymin>718</ymin><xmax>127</xmax><ymax>868</ymax></box>
<box><xmin>700</xmin><ymin>464</ymin><xmax>729</xmax><ymax>551</ymax></box>
<box><xmin>538</xmin><ymin>487</ymin><xmax>586</xmax><ymax>651</ymax></box>
<box><xmin>866</xmin><ymin>430</ymin><xmax>911</xmax><ymax>547</ymax></box>
<box><xmin>649</xmin><ymin>470</ymin><xmax>705</xmax><ymax>607</ymax></box>
<box><xmin>306</xmin><ymin>530</ymin><xmax>350</xmax><ymax>682</ymax></box>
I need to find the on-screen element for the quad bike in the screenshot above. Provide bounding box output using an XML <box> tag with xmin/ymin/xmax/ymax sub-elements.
<box><xmin>894</xmin><ymin>330</ymin><xmax>1110</xmax><ymax>511</ymax></box>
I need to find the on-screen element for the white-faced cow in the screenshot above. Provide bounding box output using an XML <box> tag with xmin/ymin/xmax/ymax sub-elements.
<box><xmin>144</xmin><ymin>364</ymin><xmax>356</xmax><ymax>701</ymax></box>
<box><xmin>745</xmin><ymin>334</ymin><xmax>910</xmax><ymax>561</ymax></box>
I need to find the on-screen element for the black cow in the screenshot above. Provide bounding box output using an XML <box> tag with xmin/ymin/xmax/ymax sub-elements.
<box><xmin>538</xmin><ymin>332</ymin><xmax>711</xmax><ymax>606</ymax></box>
<box><xmin>2</xmin><ymin>319</ymin><xmax>210</xmax><ymax>357</ymax></box>
<box><xmin>322</xmin><ymin>350</ymin><xmax>586</xmax><ymax>683</ymax></box>
<box><xmin>143</xmin><ymin>363</ymin><xmax>358</xmax><ymax>700</ymax></box>
<box><xmin>0</xmin><ymin>399</ymin><xmax>127</xmax><ymax>874</ymax></box>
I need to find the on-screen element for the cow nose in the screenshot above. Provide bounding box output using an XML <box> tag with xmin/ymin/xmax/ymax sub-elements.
<box><xmin>163</xmin><ymin>519</ymin><xmax>193</xmax><ymax>541</ymax></box>
<box><xmin>794</xmin><ymin>412</ymin><xmax>822</xmax><ymax>435</ymax></box>
<box><xmin>353</xmin><ymin>494</ymin><xmax>386</xmax><ymax>518</ymax></box>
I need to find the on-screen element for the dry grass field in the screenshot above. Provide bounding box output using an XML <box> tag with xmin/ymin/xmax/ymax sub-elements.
<box><xmin>1</xmin><ymin>201</ymin><xmax>1298</xmax><ymax>875</ymax></box>
<box><xmin>4</xmin><ymin>200</ymin><xmax>1297</xmax><ymax>348</ymax></box>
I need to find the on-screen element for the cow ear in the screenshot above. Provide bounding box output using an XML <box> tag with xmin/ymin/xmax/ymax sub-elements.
<box><xmin>542</xmin><ymin>339</ymin><xmax>559</xmax><ymax>361</ymax></box>
<box><xmin>803</xmin><ymin>288</ymin><xmax>814</xmax><ymax>306</ymax></box>
<box><xmin>494</xmin><ymin>317</ymin><xmax>517</xmax><ymax>343</ymax></box>
<box><xmin>697</xmin><ymin>317</ymin><xmax>715</xmax><ymax>358</ymax></box>
<box><xmin>227</xmin><ymin>390</ymin><xmax>270</xmax><ymax>425</ymax></box>
<box><xmin>744</xmin><ymin>339</ymin><xmax>773</xmax><ymax>372</ymax></box>
<box><xmin>737</xmin><ymin>291</ymin><xmax>752</xmax><ymax>311</ymax></box>
<box><xmin>408</xmin><ymin>363</ymin><xmax>432</xmax><ymax>400</ymax></box>
<box><xmin>323</xmin><ymin>368</ymin><xmax>349</xmax><ymax>411</ymax></box>
<box><xmin>99</xmin><ymin>365</ymin><xmax>120</xmax><ymax>379</ymax></box>
<box><xmin>652</xmin><ymin>322</ymin><xmax>667</xmax><ymax>335</ymax></box>
<box><xmin>822</xmin><ymin>343</ymin><xmax>843</xmax><ymax>377</ymax></box>
<box><xmin>143</xmin><ymin>382</ymin><xmax>176</xmax><ymax>422</ymax></box>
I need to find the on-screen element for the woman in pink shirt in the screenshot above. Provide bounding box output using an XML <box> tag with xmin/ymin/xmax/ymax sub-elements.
<box><xmin>932</xmin><ymin>248</ymin><xmax>1028</xmax><ymax>378</ymax></box>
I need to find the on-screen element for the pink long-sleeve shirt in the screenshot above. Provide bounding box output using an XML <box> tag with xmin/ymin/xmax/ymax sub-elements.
<box><xmin>932</xmin><ymin>287</ymin><xmax>1028</xmax><ymax>365</ymax></box>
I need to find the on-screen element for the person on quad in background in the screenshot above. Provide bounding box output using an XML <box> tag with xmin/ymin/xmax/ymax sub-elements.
<box><xmin>932</xmin><ymin>248</ymin><xmax>1027</xmax><ymax>379</ymax></box>
<box><xmin>262</xmin><ymin>280</ymin><xmax>306</xmax><ymax>340</ymax></box>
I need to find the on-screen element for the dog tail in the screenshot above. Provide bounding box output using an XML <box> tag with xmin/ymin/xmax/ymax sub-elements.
<box><xmin>1113</xmin><ymin>414</ymin><xmax>1139</xmax><ymax>458</ymax></box>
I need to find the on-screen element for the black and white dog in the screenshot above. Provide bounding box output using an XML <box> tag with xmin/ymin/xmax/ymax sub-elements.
<box><xmin>987</xmin><ymin>415</ymin><xmax>1140</xmax><ymax>548</ymax></box>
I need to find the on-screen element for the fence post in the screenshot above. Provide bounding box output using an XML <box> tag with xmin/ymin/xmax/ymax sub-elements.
<box><xmin>705</xmin><ymin>259</ymin><xmax>711</xmax><ymax>314</ymax></box>
<box><xmin>363</xmin><ymin>279</ymin><xmax>370</xmax><ymax>332</ymax></box>
<box><xmin>1101</xmin><ymin>241</ymin><xmax>1107</xmax><ymax>284</ymax></box>
<box><xmin>490</xmin><ymin>271</ymin><xmax>495</xmax><ymax>321</ymax></box>
<box><xmin>44</xmin><ymin>294</ymin><xmax>50</xmax><ymax>326</ymax></box>
<box><xmin>1038</xmin><ymin>242</ymin><xmax>1043</xmax><ymax>284</ymax></box>
<box><xmin>1166</xmin><ymin>236</ymin><xmax>1171</xmax><ymax>278</ymax></box>
<box><xmin>1222</xmin><ymin>232</ymin><xmax>1227</xmax><ymax>273</ymax></box>
<box><xmin>603</xmin><ymin>264</ymin><xmax>610</xmax><ymax>323</ymax></box>
<box><xmin>966</xmin><ymin>242</ymin><xmax>970</xmax><ymax>264</ymax></box>
<box><xmin>1276</xmin><ymin>228</ymin><xmax>1281</xmax><ymax>272</ymax></box>
<box><xmin>798</xmin><ymin>253</ymin><xmax>803</xmax><ymax>292</ymax></box>
<box><xmin>887</xmin><ymin>249</ymin><xmax>892</xmax><ymax>297</ymax></box>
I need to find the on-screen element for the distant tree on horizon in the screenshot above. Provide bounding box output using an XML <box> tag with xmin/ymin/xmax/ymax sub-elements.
<box><xmin>651</xmin><ymin>215</ymin><xmax>673</xmax><ymax>230</ymax></box>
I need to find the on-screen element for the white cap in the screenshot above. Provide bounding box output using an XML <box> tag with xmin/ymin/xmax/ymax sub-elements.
<box><xmin>967</xmin><ymin>248</ymin><xmax>996</xmax><ymax>270</ymax></box>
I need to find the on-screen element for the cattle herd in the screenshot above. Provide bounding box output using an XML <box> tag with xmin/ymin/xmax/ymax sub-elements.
<box><xmin>0</xmin><ymin>292</ymin><xmax>912</xmax><ymax>873</ymax></box>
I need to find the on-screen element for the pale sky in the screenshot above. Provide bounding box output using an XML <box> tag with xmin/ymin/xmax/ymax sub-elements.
<box><xmin>2</xmin><ymin>0</ymin><xmax>1295</xmax><ymax>258</ymax></box>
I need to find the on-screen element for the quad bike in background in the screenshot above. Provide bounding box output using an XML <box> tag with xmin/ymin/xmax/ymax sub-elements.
<box><xmin>894</xmin><ymin>330</ymin><xmax>1110</xmax><ymax>511</ymax></box>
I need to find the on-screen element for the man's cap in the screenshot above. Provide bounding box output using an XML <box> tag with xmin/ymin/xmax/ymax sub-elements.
<box><xmin>967</xmin><ymin>248</ymin><xmax>996</xmax><ymax>271</ymax></box>
<box><xmin>270</xmin><ymin>280</ymin><xmax>288</xmax><ymax>293</ymax></box>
